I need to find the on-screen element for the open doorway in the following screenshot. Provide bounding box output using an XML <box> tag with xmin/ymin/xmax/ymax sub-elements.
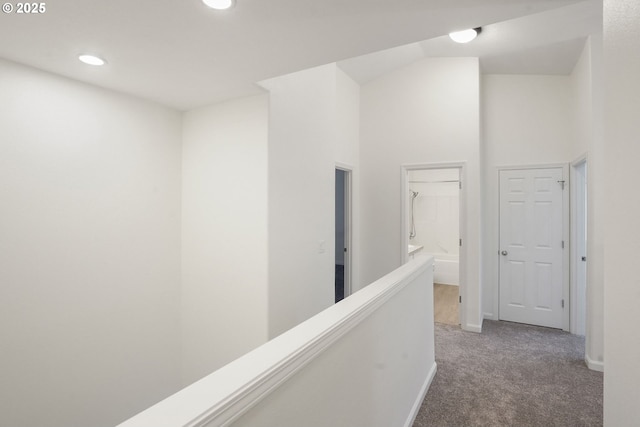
<box><xmin>403</xmin><ymin>164</ymin><xmax>463</xmax><ymax>326</ymax></box>
<box><xmin>335</xmin><ymin>167</ymin><xmax>352</xmax><ymax>303</ymax></box>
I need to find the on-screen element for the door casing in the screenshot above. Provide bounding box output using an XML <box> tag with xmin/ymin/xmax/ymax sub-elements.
<box><xmin>336</xmin><ymin>164</ymin><xmax>353</xmax><ymax>300</ymax></box>
<box><xmin>571</xmin><ymin>156</ymin><xmax>587</xmax><ymax>335</ymax></box>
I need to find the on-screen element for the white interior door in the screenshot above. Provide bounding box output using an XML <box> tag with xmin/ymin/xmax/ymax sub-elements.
<box><xmin>499</xmin><ymin>168</ymin><xmax>565</xmax><ymax>329</ymax></box>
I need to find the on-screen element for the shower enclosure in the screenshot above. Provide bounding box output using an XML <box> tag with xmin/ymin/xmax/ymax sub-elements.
<box><xmin>407</xmin><ymin>168</ymin><xmax>460</xmax><ymax>285</ymax></box>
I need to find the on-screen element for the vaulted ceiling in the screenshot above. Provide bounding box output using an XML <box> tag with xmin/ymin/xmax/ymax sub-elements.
<box><xmin>0</xmin><ymin>0</ymin><xmax>602</xmax><ymax>110</ymax></box>
<box><xmin>339</xmin><ymin>0</ymin><xmax>602</xmax><ymax>84</ymax></box>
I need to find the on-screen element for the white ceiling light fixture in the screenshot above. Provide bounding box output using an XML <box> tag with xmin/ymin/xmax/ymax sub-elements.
<box><xmin>202</xmin><ymin>0</ymin><xmax>235</xmax><ymax>10</ymax></box>
<box><xmin>449</xmin><ymin>27</ymin><xmax>482</xmax><ymax>43</ymax></box>
<box><xmin>78</xmin><ymin>54</ymin><xmax>106</xmax><ymax>66</ymax></box>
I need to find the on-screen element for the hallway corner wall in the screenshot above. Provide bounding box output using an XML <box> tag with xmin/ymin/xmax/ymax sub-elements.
<box><xmin>181</xmin><ymin>94</ymin><xmax>270</xmax><ymax>386</ymax></box>
<box><xmin>0</xmin><ymin>59</ymin><xmax>183</xmax><ymax>427</ymax></box>
<box><xmin>261</xmin><ymin>64</ymin><xmax>360</xmax><ymax>339</ymax></box>
<box><xmin>603</xmin><ymin>0</ymin><xmax>640</xmax><ymax>423</ymax></box>
<box><xmin>359</xmin><ymin>57</ymin><xmax>483</xmax><ymax>332</ymax></box>
<box><xmin>568</xmin><ymin>35</ymin><xmax>605</xmax><ymax>369</ymax></box>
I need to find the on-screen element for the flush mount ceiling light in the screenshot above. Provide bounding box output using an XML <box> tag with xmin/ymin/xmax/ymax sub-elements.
<box><xmin>78</xmin><ymin>54</ymin><xmax>106</xmax><ymax>66</ymax></box>
<box><xmin>448</xmin><ymin>27</ymin><xmax>482</xmax><ymax>44</ymax></box>
<box><xmin>202</xmin><ymin>0</ymin><xmax>235</xmax><ymax>10</ymax></box>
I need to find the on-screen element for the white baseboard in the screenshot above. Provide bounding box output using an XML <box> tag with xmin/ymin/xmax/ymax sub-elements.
<box><xmin>463</xmin><ymin>321</ymin><xmax>483</xmax><ymax>333</ymax></box>
<box><xmin>404</xmin><ymin>362</ymin><xmax>437</xmax><ymax>427</ymax></box>
<box><xmin>483</xmin><ymin>312</ymin><xmax>498</xmax><ymax>321</ymax></box>
<box><xmin>586</xmin><ymin>354</ymin><xmax>604</xmax><ymax>372</ymax></box>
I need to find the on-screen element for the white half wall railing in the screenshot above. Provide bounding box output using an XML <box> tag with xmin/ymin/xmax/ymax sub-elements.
<box><xmin>117</xmin><ymin>254</ymin><xmax>436</xmax><ymax>427</ymax></box>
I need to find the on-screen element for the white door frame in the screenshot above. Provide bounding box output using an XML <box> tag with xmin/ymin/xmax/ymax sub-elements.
<box><xmin>401</xmin><ymin>161</ymin><xmax>466</xmax><ymax>328</ymax></box>
<box><xmin>497</xmin><ymin>163</ymin><xmax>570</xmax><ymax>331</ymax></box>
<box><xmin>336</xmin><ymin>163</ymin><xmax>353</xmax><ymax>299</ymax></box>
<box><xmin>570</xmin><ymin>155</ymin><xmax>588</xmax><ymax>335</ymax></box>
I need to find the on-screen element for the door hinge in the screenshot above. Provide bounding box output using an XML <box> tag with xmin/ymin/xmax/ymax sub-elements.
<box><xmin>459</xmin><ymin>181</ymin><xmax>462</xmax><ymax>190</ymax></box>
<box><xmin>459</xmin><ymin>295</ymin><xmax>462</xmax><ymax>304</ymax></box>
<box><xmin>558</xmin><ymin>180</ymin><xmax>566</xmax><ymax>190</ymax></box>
<box><xmin>459</xmin><ymin>238</ymin><xmax>462</xmax><ymax>247</ymax></box>
<box><xmin>561</xmin><ymin>299</ymin><xmax>565</xmax><ymax>309</ymax></box>
<box><xmin>561</xmin><ymin>240</ymin><xmax>565</xmax><ymax>249</ymax></box>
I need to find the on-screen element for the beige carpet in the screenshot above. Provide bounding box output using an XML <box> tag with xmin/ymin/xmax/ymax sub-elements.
<box><xmin>434</xmin><ymin>283</ymin><xmax>459</xmax><ymax>325</ymax></box>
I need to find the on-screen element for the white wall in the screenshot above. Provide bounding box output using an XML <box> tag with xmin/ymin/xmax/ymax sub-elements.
<box><xmin>336</xmin><ymin>68</ymin><xmax>361</xmax><ymax>292</ymax></box>
<box><xmin>570</xmin><ymin>40</ymin><xmax>594</xmax><ymax>158</ymax></box>
<box><xmin>481</xmin><ymin>74</ymin><xmax>573</xmax><ymax>321</ymax></box>
<box><xmin>603</xmin><ymin>0</ymin><xmax>640</xmax><ymax>424</ymax></box>
<box><xmin>360</xmin><ymin>57</ymin><xmax>482</xmax><ymax>331</ymax></box>
<box><xmin>0</xmin><ymin>59</ymin><xmax>182</xmax><ymax>427</ymax></box>
<box><xmin>180</xmin><ymin>95</ymin><xmax>269</xmax><ymax>385</ymax></box>
<box><xmin>261</xmin><ymin>64</ymin><xmax>360</xmax><ymax>338</ymax></box>
<box><xmin>569</xmin><ymin>36</ymin><xmax>605</xmax><ymax>368</ymax></box>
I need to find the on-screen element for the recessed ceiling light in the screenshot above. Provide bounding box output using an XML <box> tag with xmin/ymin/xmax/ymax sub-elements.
<box><xmin>202</xmin><ymin>0</ymin><xmax>235</xmax><ymax>10</ymax></box>
<box><xmin>78</xmin><ymin>54</ymin><xmax>106</xmax><ymax>66</ymax></box>
<box><xmin>448</xmin><ymin>27</ymin><xmax>482</xmax><ymax>44</ymax></box>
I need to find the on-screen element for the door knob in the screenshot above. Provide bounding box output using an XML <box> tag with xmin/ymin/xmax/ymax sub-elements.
<box><xmin>501</xmin><ymin>250</ymin><xmax>508</xmax><ymax>256</ymax></box>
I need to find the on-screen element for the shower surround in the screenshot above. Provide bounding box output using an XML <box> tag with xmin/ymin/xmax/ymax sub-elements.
<box><xmin>408</xmin><ymin>168</ymin><xmax>460</xmax><ymax>285</ymax></box>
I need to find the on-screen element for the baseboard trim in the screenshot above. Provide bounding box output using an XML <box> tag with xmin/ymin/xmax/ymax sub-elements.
<box><xmin>586</xmin><ymin>354</ymin><xmax>604</xmax><ymax>372</ymax></box>
<box><xmin>483</xmin><ymin>312</ymin><xmax>498</xmax><ymax>321</ymax></box>
<box><xmin>463</xmin><ymin>321</ymin><xmax>483</xmax><ymax>333</ymax></box>
<box><xmin>404</xmin><ymin>362</ymin><xmax>437</xmax><ymax>427</ymax></box>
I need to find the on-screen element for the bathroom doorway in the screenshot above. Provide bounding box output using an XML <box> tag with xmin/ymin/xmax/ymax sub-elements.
<box><xmin>402</xmin><ymin>163</ymin><xmax>464</xmax><ymax>326</ymax></box>
<box><xmin>335</xmin><ymin>167</ymin><xmax>352</xmax><ymax>303</ymax></box>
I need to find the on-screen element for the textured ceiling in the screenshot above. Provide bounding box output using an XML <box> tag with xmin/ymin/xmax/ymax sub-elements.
<box><xmin>0</xmin><ymin>0</ymin><xmax>600</xmax><ymax>110</ymax></box>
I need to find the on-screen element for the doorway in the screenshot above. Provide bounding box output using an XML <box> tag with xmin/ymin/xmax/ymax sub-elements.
<box><xmin>335</xmin><ymin>167</ymin><xmax>352</xmax><ymax>303</ymax></box>
<box><xmin>402</xmin><ymin>163</ymin><xmax>464</xmax><ymax>327</ymax></box>
<box><xmin>498</xmin><ymin>166</ymin><xmax>569</xmax><ymax>330</ymax></box>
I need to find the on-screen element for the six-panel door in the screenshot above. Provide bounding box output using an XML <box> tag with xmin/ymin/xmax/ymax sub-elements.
<box><xmin>499</xmin><ymin>168</ymin><xmax>564</xmax><ymax>329</ymax></box>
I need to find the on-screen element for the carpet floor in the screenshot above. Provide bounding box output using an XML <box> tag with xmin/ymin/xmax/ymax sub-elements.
<box><xmin>413</xmin><ymin>320</ymin><xmax>603</xmax><ymax>427</ymax></box>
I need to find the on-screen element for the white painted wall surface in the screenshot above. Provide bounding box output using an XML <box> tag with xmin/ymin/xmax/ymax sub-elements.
<box><xmin>360</xmin><ymin>57</ymin><xmax>482</xmax><ymax>331</ymax></box>
<box><xmin>335</xmin><ymin>68</ymin><xmax>361</xmax><ymax>291</ymax></box>
<box><xmin>586</xmin><ymin>34</ymin><xmax>605</xmax><ymax>370</ymax></box>
<box><xmin>181</xmin><ymin>95</ymin><xmax>269</xmax><ymax>385</ymax></box>
<box><xmin>569</xmin><ymin>36</ymin><xmax>605</xmax><ymax>369</ymax></box>
<box><xmin>261</xmin><ymin>65</ymin><xmax>336</xmax><ymax>338</ymax></box>
<box><xmin>481</xmin><ymin>75</ymin><xmax>573</xmax><ymax>321</ymax></box>
<box><xmin>261</xmin><ymin>65</ymin><xmax>360</xmax><ymax>338</ymax></box>
<box><xmin>0</xmin><ymin>60</ymin><xmax>182</xmax><ymax>427</ymax></box>
<box><xmin>603</xmin><ymin>1</ymin><xmax>640</xmax><ymax>424</ymax></box>
<box><xmin>570</xmin><ymin>40</ymin><xmax>594</xmax><ymax>158</ymax></box>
